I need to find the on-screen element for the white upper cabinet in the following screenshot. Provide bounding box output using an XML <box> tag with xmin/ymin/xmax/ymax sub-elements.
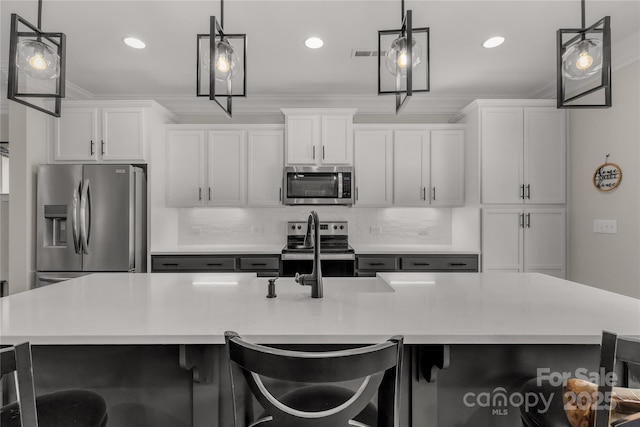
<box><xmin>430</xmin><ymin>130</ymin><xmax>465</xmax><ymax>206</ymax></box>
<box><xmin>392</xmin><ymin>129</ymin><xmax>464</xmax><ymax>207</ymax></box>
<box><xmin>52</xmin><ymin>101</ymin><xmax>175</xmax><ymax>163</ymax></box>
<box><xmin>523</xmin><ymin>108</ymin><xmax>566</xmax><ymax>204</ymax></box>
<box><xmin>100</xmin><ymin>108</ymin><xmax>145</xmax><ymax>161</ymax></box>
<box><xmin>282</xmin><ymin>109</ymin><xmax>355</xmax><ymax>166</ymax></box>
<box><xmin>393</xmin><ymin>130</ymin><xmax>429</xmax><ymax>206</ymax></box>
<box><xmin>480</xmin><ymin>106</ymin><xmax>565</xmax><ymax>204</ymax></box>
<box><xmin>247</xmin><ymin>130</ymin><xmax>284</xmax><ymax>207</ymax></box>
<box><xmin>165</xmin><ymin>128</ymin><xmax>246</xmax><ymax>207</ymax></box>
<box><xmin>54</xmin><ymin>107</ymin><xmax>99</xmax><ymax>161</ymax></box>
<box><xmin>354</xmin><ymin>130</ymin><xmax>392</xmax><ymax>207</ymax></box>
<box><xmin>166</xmin><ymin>130</ymin><xmax>207</xmax><ymax>207</ymax></box>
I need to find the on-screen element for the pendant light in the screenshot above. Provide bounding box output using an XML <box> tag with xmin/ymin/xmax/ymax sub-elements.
<box><xmin>196</xmin><ymin>0</ymin><xmax>247</xmax><ymax>118</ymax></box>
<box><xmin>7</xmin><ymin>0</ymin><xmax>66</xmax><ymax>117</ymax></box>
<box><xmin>378</xmin><ymin>0</ymin><xmax>429</xmax><ymax>114</ymax></box>
<box><xmin>556</xmin><ymin>0</ymin><xmax>611</xmax><ymax>108</ymax></box>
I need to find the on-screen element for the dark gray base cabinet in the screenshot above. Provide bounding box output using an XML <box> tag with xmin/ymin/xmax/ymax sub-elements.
<box><xmin>151</xmin><ymin>255</ymin><xmax>279</xmax><ymax>277</ymax></box>
<box><xmin>356</xmin><ymin>254</ymin><xmax>478</xmax><ymax>277</ymax></box>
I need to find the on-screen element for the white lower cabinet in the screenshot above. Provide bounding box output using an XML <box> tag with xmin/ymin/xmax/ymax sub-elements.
<box><xmin>354</xmin><ymin>130</ymin><xmax>392</xmax><ymax>207</ymax></box>
<box><xmin>166</xmin><ymin>129</ymin><xmax>246</xmax><ymax>207</ymax></box>
<box><xmin>247</xmin><ymin>130</ymin><xmax>284</xmax><ymax>207</ymax></box>
<box><xmin>482</xmin><ymin>208</ymin><xmax>565</xmax><ymax>278</ymax></box>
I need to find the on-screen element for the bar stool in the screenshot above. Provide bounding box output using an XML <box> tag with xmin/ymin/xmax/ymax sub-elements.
<box><xmin>520</xmin><ymin>331</ymin><xmax>640</xmax><ymax>427</ymax></box>
<box><xmin>224</xmin><ymin>331</ymin><xmax>404</xmax><ymax>427</ymax></box>
<box><xmin>1</xmin><ymin>342</ymin><xmax>108</xmax><ymax>427</ymax></box>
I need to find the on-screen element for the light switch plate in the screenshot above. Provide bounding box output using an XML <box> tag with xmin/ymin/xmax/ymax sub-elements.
<box><xmin>593</xmin><ymin>219</ymin><xmax>617</xmax><ymax>234</ymax></box>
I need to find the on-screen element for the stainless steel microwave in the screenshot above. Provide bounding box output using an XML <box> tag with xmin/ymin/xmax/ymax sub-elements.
<box><xmin>283</xmin><ymin>166</ymin><xmax>354</xmax><ymax>205</ymax></box>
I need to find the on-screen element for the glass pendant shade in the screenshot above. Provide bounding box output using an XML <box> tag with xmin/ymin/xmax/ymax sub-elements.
<box><xmin>562</xmin><ymin>37</ymin><xmax>603</xmax><ymax>80</ymax></box>
<box><xmin>16</xmin><ymin>39</ymin><xmax>60</xmax><ymax>79</ymax></box>
<box><xmin>202</xmin><ymin>39</ymin><xmax>239</xmax><ymax>82</ymax></box>
<box><xmin>385</xmin><ymin>36</ymin><xmax>422</xmax><ymax>76</ymax></box>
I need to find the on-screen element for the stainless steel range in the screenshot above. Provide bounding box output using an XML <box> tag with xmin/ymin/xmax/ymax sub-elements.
<box><xmin>280</xmin><ymin>221</ymin><xmax>355</xmax><ymax>277</ymax></box>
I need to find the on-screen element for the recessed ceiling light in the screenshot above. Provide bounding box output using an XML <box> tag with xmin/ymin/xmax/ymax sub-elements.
<box><xmin>123</xmin><ymin>37</ymin><xmax>146</xmax><ymax>49</ymax></box>
<box><xmin>305</xmin><ymin>37</ymin><xmax>324</xmax><ymax>49</ymax></box>
<box><xmin>483</xmin><ymin>36</ymin><xmax>505</xmax><ymax>49</ymax></box>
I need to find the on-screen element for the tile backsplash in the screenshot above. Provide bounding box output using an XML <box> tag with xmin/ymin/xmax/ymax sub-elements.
<box><xmin>178</xmin><ymin>206</ymin><xmax>452</xmax><ymax>247</ymax></box>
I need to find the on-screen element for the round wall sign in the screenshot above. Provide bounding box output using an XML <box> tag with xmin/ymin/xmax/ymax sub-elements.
<box><xmin>593</xmin><ymin>162</ymin><xmax>622</xmax><ymax>191</ymax></box>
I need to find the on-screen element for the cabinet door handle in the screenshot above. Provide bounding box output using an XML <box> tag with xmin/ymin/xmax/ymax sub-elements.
<box><xmin>526</xmin><ymin>184</ymin><xmax>531</xmax><ymax>200</ymax></box>
<box><xmin>432</xmin><ymin>187</ymin><xmax>436</xmax><ymax>201</ymax></box>
<box><xmin>520</xmin><ymin>185</ymin><xmax>525</xmax><ymax>200</ymax></box>
<box><xmin>101</xmin><ymin>140</ymin><xmax>105</xmax><ymax>156</ymax></box>
<box><xmin>162</xmin><ymin>263</ymin><xmax>179</xmax><ymax>267</ymax></box>
<box><xmin>322</xmin><ymin>145</ymin><xmax>325</xmax><ymax>160</ymax></box>
<box><xmin>413</xmin><ymin>262</ymin><xmax>430</xmax><ymax>266</ymax></box>
<box><xmin>422</xmin><ymin>187</ymin><xmax>426</xmax><ymax>200</ymax></box>
<box><xmin>448</xmin><ymin>263</ymin><xmax>468</xmax><ymax>267</ymax></box>
<box><xmin>209</xmin><ymin>187</ymin><xmax>212</xmax><ymax>201</ymax></box>
<box><xmin>251</xmin><ymin>263</ymin><xmax>267</xmax><ymax>266</ymax></box>
<box><xmin>355</xmin><ymin>187</ymin><xmax>359</xmax><ymax>201</ymax></box>
<box><xmin>199</xmin><ymin>187</ymin><xmax>202</xmax><ymax>201</ymax></box>
<box><xmin>279</xmin><ymin>188</ymin><xmax>282</xmax><ymax>201</ymax></box>
<box><xmin>90</xmin><ymin>140</ymin><xmax>95</xmax><ymax>156</ymax></box>
<box><xmin>312</xmin><ymin>146</ymin><xmax>316</xmax><ymax>160</ymax></box>
<box><xmin>520</xmin><ymin>213</ymin><xmax>524</xmax><ymax>228</ymax></box>
<box><xmin>526</xmin><ymin>213</ymin><xmax>531</xmax><ymax>228</ymax></box>
<box><xmin>368</xmin><ymin>262</ymin><xmax>385</xmax><ymax>266</ymax></box>
<box><xmin>206</xmin><ymin>263</ymin><xmax>223</xmax><ymax>266</ymax></box>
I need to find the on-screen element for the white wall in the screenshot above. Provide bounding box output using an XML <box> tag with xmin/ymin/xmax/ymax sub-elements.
<box><xmin>568</xmin><ymin>61</ymin><xmax>640</xmax><ymax>298</ymax></box>
<box><xmin>8</xmin><ymin>103</ymin><xmax>48</xmax><ymax>294</ymax></box>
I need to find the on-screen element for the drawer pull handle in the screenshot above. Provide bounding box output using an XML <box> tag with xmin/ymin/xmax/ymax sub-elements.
<box><xmin>251</xmin><ymin>263</ymin><xmax>268</xmax><ymax>266</ymax></box>
<box><xmin>448</xmin><ymin>263</ymin><xmax>468</xmax><ymax>266</ymax></box>
<box><xmin>162</xmin><ymin>263</ymin><xmax>179</xmax><ymax>267</ymax></box>
<box><xmin>412</xmin><ymin>262</ymin><xmax>430</xmax><ymax>266</ymax></box>
<box><xmin>368</xmin><ymin>262</ymin><xmax>385</xmax><ymax>266</ymax></box>
<box><xmin>207</xmin><ymin>263</ymin><xmax>223</xmax><ymax>266</ymax></box>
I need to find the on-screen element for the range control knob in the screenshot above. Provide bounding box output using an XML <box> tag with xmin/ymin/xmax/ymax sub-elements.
<box><xmin>297</xmin><ymin>225</ymin><xmax>302</xmax><ymax>230</ymax></box>
<box><xmin>291</xmin><ymin>225</ymin><xmax>296</xmax><ymax>230</ymax></box>
<box><xmin>340</xmin><ymin>225</ymin><xmax>344</xmax><ymax>230</ymax></box>
<box><xmin>334</xmin><ymin>225</ymin><xmax>338</xmax><ymax>230</ymax></box>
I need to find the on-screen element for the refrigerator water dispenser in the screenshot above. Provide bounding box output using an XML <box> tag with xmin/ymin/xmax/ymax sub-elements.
<box><xmin>44</xmin><ymin>205</ymin><xmax>68</xmax><ymax>247</ymax></box>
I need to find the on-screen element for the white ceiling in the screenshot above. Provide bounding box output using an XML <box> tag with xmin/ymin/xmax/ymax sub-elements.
<box><xmin>1</xmin><ymin>0</ymin><xmax>639</xmax><ymax>116</ymax></box>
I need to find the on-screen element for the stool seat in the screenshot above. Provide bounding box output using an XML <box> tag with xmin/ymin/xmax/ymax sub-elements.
<box><xmin>263</xmin><ymin>385</ymin><xmax>378</xmax><ymax>426</ymax></box>
<box><xmin>519</xmin><ymin>378</ymin><xmax>570</xmax><ymax>427</ymax></box>
<box><xmin>1</xmin><ymin>389</ymin><xmax>108</xmax><ymax>427</ymax></box>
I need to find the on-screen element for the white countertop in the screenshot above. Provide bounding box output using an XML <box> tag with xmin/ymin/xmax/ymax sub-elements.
<box><xmin>150</xmin><ymin>245</ymin><xmax>284</xmax><ymax>255</ymax></box>
<box><xmin>150</xmin><ymin>245</ymin><xmax>478</xmax><ymax>255</ymax></box>
<box><xmin>351</xmin><ymin>245</ymin><xmax>479</xmax><ymax>255</ymax></box>
<box><xmin>2</xmin><ymin>272</ymin><xmax>638</xmax><ymax>346</ymax></box>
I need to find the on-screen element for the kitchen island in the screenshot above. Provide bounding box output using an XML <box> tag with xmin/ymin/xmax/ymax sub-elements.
<box><xmin>1</xmin><ymin>272</ymin><xmax>639</xmax><ymax>426</ymax></box>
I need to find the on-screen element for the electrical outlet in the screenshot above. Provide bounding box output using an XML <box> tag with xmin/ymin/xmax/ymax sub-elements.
<box><xmin>417</xmin><ymin>228</ymin><xmax>430</xmax><ymax>236</ymax></box>
<box><xmin>593</xmin><ymin>219</ymin><xmax>617</xmax><ymax>234</ymax></box>
<box><xmin>190</xmin><ymin>227</ymin><xmax>202</xmax><ymax>236</ymax></box>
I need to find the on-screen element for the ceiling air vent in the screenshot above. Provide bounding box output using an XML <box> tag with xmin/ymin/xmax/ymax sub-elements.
<box><xmin>351</xmin><ymin>49</ymin><xmax>386</xmax><ymax>58</ymax></box>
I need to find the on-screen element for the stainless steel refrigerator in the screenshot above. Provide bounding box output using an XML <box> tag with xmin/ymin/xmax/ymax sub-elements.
<box><xmin>36</xmin><ymin>164</ymin><xmax>146</xmax><ymax>286</ymax></box>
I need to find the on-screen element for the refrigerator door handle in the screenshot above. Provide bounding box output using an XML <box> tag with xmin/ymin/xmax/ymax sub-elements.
<box><xmin>80</xmin><ymin>179</ymin><xmax>92</xmax><ymax>254</ymax></box>
<box><xmin>71</xmin><ymin>181</ymin><xmax>81</xmax><ymax>254</ymax></box>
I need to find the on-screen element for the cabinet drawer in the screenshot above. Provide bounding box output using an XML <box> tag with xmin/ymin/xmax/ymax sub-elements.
<box><xmin>401</xmin><ymin>257</ymin><xmax>437</xmax><ymax>271</ymax></box>
<box><xmin>152</xmin><ymin>256</ymin><xmax>236</xmax><ymax>272</ymax></box>
<box><xmin>356</xmin><ymin>257</ymin><xmax>398</xmax><ymax>271</ymax></box>
<box><xmin>436</xmin><ymin>256</ymin><xmax>478</xmax><ymax>271</ymax></box>
<box><xmin>239</xmin><ymin>257</ymin><xmax>280</xmax><ymax>271</ymax></box>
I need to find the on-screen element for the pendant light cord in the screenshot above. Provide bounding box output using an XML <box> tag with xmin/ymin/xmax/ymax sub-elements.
<box><xmin>37</xmin><ymin>0</ymin><xmax>42</xmax><ymax>29</ymax></box>
<box><xmin>220</xmin><ymin>0</ymin><xmax>224</xmax><ymax>29</ymax></box>
<box><xmin>400</xmin><ymin>0</ymin><xmax>405</xmax><ymax>21</ymax></box>
<box><xmin>581</xmin><ymin>0</ymin><xmax>585</xmax><ymax>28</ymax></box>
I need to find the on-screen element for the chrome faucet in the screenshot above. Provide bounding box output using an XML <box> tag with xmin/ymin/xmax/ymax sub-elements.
<box><xmin>294</xmin><ymin>211</ymin><xmax>323</xmax><ymax>298</ymax></box>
